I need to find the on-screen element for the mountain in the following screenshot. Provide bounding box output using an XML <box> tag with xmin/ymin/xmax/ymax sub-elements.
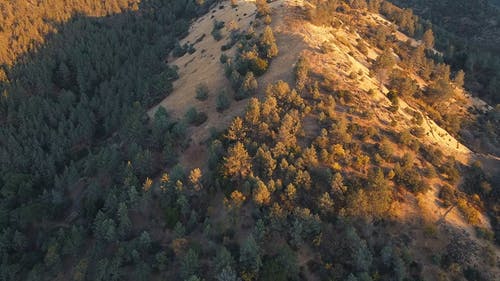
<box><xmin>0</xmin><ymin>0</ymin><xmax>498</xmax><ymax>280</ymax></box>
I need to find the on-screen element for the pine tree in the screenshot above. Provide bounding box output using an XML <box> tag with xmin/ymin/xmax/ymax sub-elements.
<box><xmin>345</xmin><ymin>227</ymin><xmax>373</xmax><ymax>272</ymax></box>
<box><xmin>294</xmin><ymin>56</ymin><xmax>309</xmax><ymax>91</ymax></box>
<box><xmin>239</xmin><ymin>235</ymin><xmax>262</xmax><ymax>276</ymax></box>
<box><xmin>244</xmin><ymin>98</ymin><xmax>261</xmax><ymax>127</ymax></box>
<box><xmin>260</xmin><ymin>27</ymin><xmax>279</xmax><ymax>59</ymax></box>
<box><xmin>253</xmin><ymin>180</ymin><xmax>271</xmax><ymax>206</ymax></box>
<box><xmin>422</xmin><ymin>29</ymin><xmax>434</xmax><ymax>49</ymax></box>
<box><xmin>237</xmin><ymin>71</ymin><xmax>258</xmax><ymax>100</ymax></box>
<box><xmin>223</xmin><ymin>142</ymin><xmax>252</xmax><ymax>180</ymax></box>
<box><xmin>181</xmin><ymin>249</ymin><xmax>200</xmax><ymax>280</ymax></box>
<box><xmin>255</xmin><ymin>0</ymin><xmax>271</xmax><ymax>17</ymax></box>
<box><xmin>217</xmin><ymin>266</ymin><xmax>239</xmax><ymax>281</ymax></box>
<box><xmin>117</xmin><ymin>203</ymin><xmax>131</xmax><ymax>239</ymax></box>
<box><xmin>373</xmin><ymin>48</ymin><xmax>396</xmax><ymax>83</ymax></box>
<box><xmin>254</xmin><ymin>146</ymin><xmax>276</xmax><ymax>177</ymax></box>
<box><xmin>188</xmin><ymin>168</ymin><xmax>203</xmax><ymax>192</ymax></box>
<box><xmin>215</xmin><ymin>247</ymin><xmax>235</xmax><ymax>274</ymax></box>
<box><xmin>454</xmin><ymin>70</ymin><xmax>465</xmax><ymax>88</ymax></box>
<box><xmin>226</xmin><ymin>117</ymin><xmax>247</xmax><ymax>142</ymax></box>
<box><xmin>319</xmin><ymin>192</ymin><xmax>334</xmax><ymax>216</ymax></box>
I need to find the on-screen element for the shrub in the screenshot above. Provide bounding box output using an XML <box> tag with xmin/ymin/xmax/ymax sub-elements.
<box><xmin>397</xmin><ymin>130</ymin><xmax>412</xmax><ymax>146</ymax></box>
<box><xmin>475</xmin><ymin>227</ymin><xmax>494</xmax><ymax>241</ymax></box>
<box><xmin>438</xmin><ymin>185</ymin><xmax>456</xmax><ymax>207</ymax></box>
<box><xmin>220</xmin><ymin>53</ymin><xmax>228</xmax><ymax>64</ymax></box>
<box><xmin>440</xmin><ymin>158</ymin><xmax>460</xmax><ymax>184</ymax></box>
<box><xmin>195</xmin><ymin>83</ymin><xmax>209</xmax><ymax>101</ymax></box>
<box><xmin>216</xmin><ymin>90</ymin><xmax>231</xmax><ymax>112</ymax></box>
<box><xmin>185</xmin><ymin>107</ymin><xmax>208</xmax><ymax>126</ymax></box>
<box><xmin>410</xmin><ymin>126</ymin><xmax>426</xmax><ymax>138</ymax></box>
<box><xmin>211</xmin><ymin>20</ymin><xmax>225</xmax><ymax>41</ymax></box>
<box><xmin>457</xmin><ymin>198</ymin><xmax>481</xmax><ymax>225</ymax></box>
<box><xmin>357</xmin><ymin>41</ymin><xmax>368</xmax><ymax>55</ymax></box>
<box><xmin>256</xmin><ymin>0</ymin><xmax>271</xmax><ymax>17</ymax></box>
<box><xmin>235</xmin><ymin>72</ymin><xmax>258</xmax><ymax>100</ymax></box>
<box><xmin>212</xmin><ymin>29</ymin><xmax>223</xmax><ymax>41</ymax></box>
<box><xmin>414</xmin><ymin>111</ymin><xmax>424</xmax><ymax>125</ymax></box>
<box><xmin>263</xmin><ymin>15</ymin><xmax>272</xmax><ymax>25</ymax></box>
<box><xmin>426</xmin><ymin>78</ymin><xmax>454</xmax><ymax>103</ymax></box>
<box><xmin>389</xmin><ymin>72</ymin><xmax>418</xmax><ymax>97</ymax></box>
<box><xmin>394</xmin><ymin>163</ymin><xmax>427</xmax><ymax>193</ymax></box>
<box><xmin>387</xmin><ymin>90</ymin><xmax>399</xmax><ymax>112</ymax></box>
<box><xmin>378</xmin><ymin>139</ymin><xmax>394</xmax><ymax>160</ymax></box>
<box><xmin>173</xmin><ymin>42</ymin><xmax>187</xmax><ymax>57</ymax></box>
<box><xmin>187</xmin><ymin>44</ymin><xmax>196</xmax><ymax>54</ymax></box>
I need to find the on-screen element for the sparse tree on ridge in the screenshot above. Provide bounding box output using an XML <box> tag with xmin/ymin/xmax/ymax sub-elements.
<box><xmin>422</xmin><ymin>29</ymin><xmax>434</xmax><ymax>49</ymax></box>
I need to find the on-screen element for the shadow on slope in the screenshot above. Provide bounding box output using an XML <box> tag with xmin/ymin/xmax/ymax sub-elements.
<box><xmin>0</xmin><ymin>0</ymin><xmax>216</xmax><ymax>279</ymax></box>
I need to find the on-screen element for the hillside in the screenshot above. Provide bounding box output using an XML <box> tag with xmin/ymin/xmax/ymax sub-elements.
<box><xmin>390</xmin><ymin>0</ymin><xmax>500</xmax><ymax>105</ymax></box>
<box><xmin>0</xmin><ymin>0</ymin><xmax>499</xmax><ymax>280</ymax></box>
<box><xmin>146</xmin><ymin>0</ymin><xmax>500</xmax><ymax>279</ymax></box>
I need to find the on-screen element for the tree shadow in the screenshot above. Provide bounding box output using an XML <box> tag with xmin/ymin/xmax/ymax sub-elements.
<box><xmin>0</xmin><ymin>1</ymin><xmax>219</xmax><ymax>279</ymax></box>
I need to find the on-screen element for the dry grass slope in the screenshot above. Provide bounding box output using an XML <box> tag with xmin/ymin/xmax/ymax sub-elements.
<box><xmin>147</xmin><ymin>1</ymin><xmax>499</xmax><ymax>277</ymax></box>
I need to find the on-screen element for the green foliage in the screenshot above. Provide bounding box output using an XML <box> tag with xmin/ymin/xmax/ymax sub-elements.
<box><xmin>0</xmin><ymin>4</ymin><xmax>202</xmax><ymax>277</ymax></box>
<box><xmin>426</xmin><ymin>78</ymin><xmax>454</xmax><ymax>103</ymax></box>
<box><xmin>373</xmin><ymin>48</ymin><xmax>396</xmax><ymax>73</ymax></box>
<box><xmin>216</xmin><ymin>90</ymin><xmax>231</xmax><ymax>112</ymax></box>
<box><xmin>0</xmin><ymin>1</ymin><xmax>494</xmax><ymax>280</ymax></box>
<box><xmin>261</xmin><ymin>244</ymin><xmax>298</xmax><ymax>281</ymax></box>
<box><xmin>212</xmin><ymin>20</ymin><xmax>225</xmax><ymax>41</ymax></box>
<box><xmin>215</xmin><ymin>246</ymin><xmax>235</xmax><ymax>274</ymax></box>
<box><xmin>93</xmin><ymin>211</ymin><xmax>117</xmax><ymax>242</ymax></box>
<box><xmin>181</xmin><ymin>249</ymin><xmax>200</xmax><ymax>280</ymax></box>
<box><xmin>195</xmin><ymin>83</ymin><xmax>210</xmax><ymax>101</ymax></box>
<box><xmin>349</xmin><ymin>232</ymin><xmax>373</xmax><ymax>272</ymax></box>
<box><xmin>165</xmin><ymin>207</ymin><xmax>180</xmax><ymax>229</ymax></box>
<box><xmin>389</xmin><ymin>71</ymin><xmax>419</xmax><ymax>97</ymax></box>
<box><xmin>220</xmin><ymin>53</ymin><xmax>229</xmax><ymax>64</ymax></box>
<box><xmin>394</xmin><ymin>157</ymin><xmax>427</xmax><ymax>193</ymax></box>
<box><xmin>185</xmin><ymin>107</ymin><xmax>208</xmax><ymax>126</ymax></box>
<box><xmin>235</xmin><ymin>71</ymin><xmax>258</xmax><ymax>100</ymax></box>
<box><xmin>216</xmin><ymin>266</ymin><xmax>239</xmax><ymax>281</ymax></box>
<box><xmin>117</xmin><ymin>203</ymin><xmax>131</xmax><ymax>239</ymax></box>
<box><xmin>239</xmin><ymin>235</ymin><xmax>262</xmax><ymax>275</ymax></box>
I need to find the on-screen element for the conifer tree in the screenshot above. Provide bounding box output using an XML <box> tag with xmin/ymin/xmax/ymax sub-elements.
<box><xmin>260</xmin><ymin>26</ymin><xmax>279</xmax><ymax>59</ymax></box>
<box><xmin>253</xmin><ymin>180</ymin><xmax>271</xmax><ymax>206</ymax></box>
<box><xmin>422</xmin><ymin>29</ymin><xmax>435</xmax><ymax>49</ymax></box>
<box><xmin>255</xmin><ymin>0</ymin><xmax>271</xmax><ymax>17</ymax></box>
<box><xmin>224</xmin><ymin>142</ymin><xmax>252</xmax><ymax>180</ymax></box>
<box><xmin>239</xmin><ymin>235</ymin><xmax>262</xmax><ymax>277</ymax></box>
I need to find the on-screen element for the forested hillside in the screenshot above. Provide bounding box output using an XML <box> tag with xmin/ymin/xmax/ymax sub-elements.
<box><xmin>391</xmin><ymin>0</ymin><xmax>500</xmax><ymax>104</ymax></box>
<box><xmin>0</xmin><ymin>0</ymin><xmax>498</xmax><ymax>280</ymax></box>
<box><xmin>0</xmin><ymin>0</ymin><xmax>211</xmax><ymax>279</ymax></box>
